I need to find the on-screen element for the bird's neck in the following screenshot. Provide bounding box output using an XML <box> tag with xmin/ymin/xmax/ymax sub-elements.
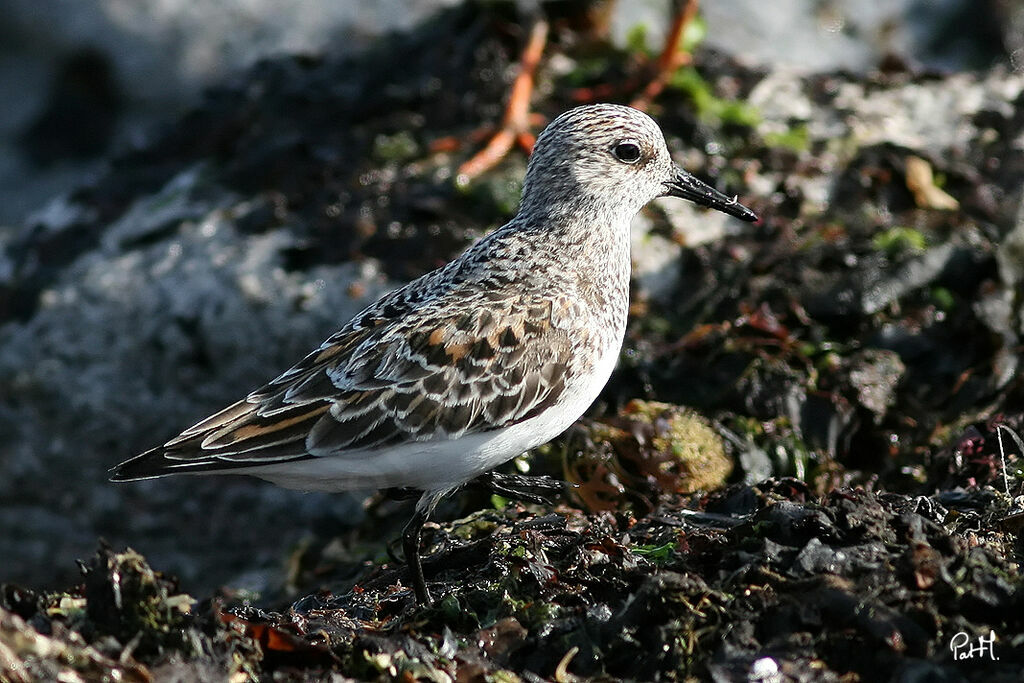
<box><xmin>517</xmin><ymin>194</ymin><xmax>635</xmax><ymax>261</ymax></box>
<box><xmin>510</xmin><ymin>198</ymin><xmax>634</xmax><ymax>320</ymax></box>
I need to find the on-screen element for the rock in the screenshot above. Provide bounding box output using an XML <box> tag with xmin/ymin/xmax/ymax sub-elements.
<box><xmin>0</xmin><ymin>164</ymin><xmax>389</xmax><ymax>591</ymax></box>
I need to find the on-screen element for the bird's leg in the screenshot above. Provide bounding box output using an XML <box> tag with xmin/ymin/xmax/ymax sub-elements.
<box><xmin>454</xmin><ymin>16</ymin><xmax>549</xmax><ymax>184</ymax></box>
<box><xmin>469</xmin><ymin>471</ymin><xmax>568</xmax><ymax>505</ymax></box>
<box><xmin>374</xmin><ymin>487</ymin><xmax>423</xmax><ymax>564</ymax></box>
<box><xmin>398</xmin><ymin>474</ymin><xmax>562</xmax><ymax>604</ymax></box>
<box><xmin>402</xmin><ymin>504</ymin><xmax>432</xmax><ymax>605</ymax></box>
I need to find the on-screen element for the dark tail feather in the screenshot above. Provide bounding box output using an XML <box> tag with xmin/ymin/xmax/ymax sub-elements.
<box><xmin>110</xmin><ymin>443</ymin><xmax>313</xmax><ymax>481</ymax></box>
<box><xmin>109</xmin><ymin>447</ymin><xmax>174</xmax><ymax>481</ymax></box>
<box><xmin>108</xmin><ymin>446</ymin><xmax>223</xmax><ymax>481</ymax></box>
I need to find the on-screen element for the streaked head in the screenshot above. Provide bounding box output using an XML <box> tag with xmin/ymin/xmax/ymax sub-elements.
<box><xmin>521</xmin><ymin>103</ymin><xmax>756</xmax><ymax>222</ymax></box>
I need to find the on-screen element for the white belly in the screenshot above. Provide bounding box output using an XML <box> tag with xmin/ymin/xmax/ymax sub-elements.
<box><xmin>241</xmin><ymin>335</ymin><xmax>623</xmax><ymax>493</ymax></box>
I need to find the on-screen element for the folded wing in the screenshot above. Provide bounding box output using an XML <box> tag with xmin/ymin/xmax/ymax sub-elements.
<box><xmin>109</xmin><ymin>291</ymin><xmax>575</xmax><ymax>480</ymax></box>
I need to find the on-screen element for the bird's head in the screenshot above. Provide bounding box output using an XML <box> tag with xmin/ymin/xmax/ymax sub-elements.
<box><xmin>521</xmin><ymin>103</ymin><xmax>757</xmax><ymax>223</ymax></box>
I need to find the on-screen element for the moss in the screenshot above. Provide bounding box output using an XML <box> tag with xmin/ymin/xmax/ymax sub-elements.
<box><xmin>371</xmin><ymin>130</ymin><xmax>420</xmax><ymax>163</ymax></box>
<box><xmin>450</xmin><ymin>509</ymin><xmax>500</xmax><ymax>540</ymax></box>
<box><xmin>872</xmin><ymin>226</ymin><xmax>927</xmax><ymax>254</ymax></box>
<box><xmin>568</xmin><ymin>400</ymin><xmax>732</xmax><ymax>511</ymax></box>
<box><xmin>619</xmin><ymin>399</ymin><xmax>732</xmax><ymax>492</ymax></box>
<box><xmin>557</xmin><ymin>55</ymin><xmax>615</xmax><ymax>89</ymax></box>
<box><xmin>668</xmin><ymin>67</ymin><xmax>760</xmax><ymax>128</ymax></box>
<box><xmin>500</xmin><ymin>591</ymin><xmax>561</xmax><ymax>628</ymax></box>
<box><xmin>631</xmin><ymin>541</ymin><xmax>677</xmax><ymax>566</ymax></box>
<box><xmin>680</xmin><ymin>14</ymin><xmax>709</xmax><ymax>53</ymax></box>
<box><xmin>762</xmin><ymin>124</ymin><xmax>811</xmax><ymax>153</ymax></box>
<box><xmin>625</xmin><ymin>23</ymin><xmax>651</xmax><ymax>55</ymax></box>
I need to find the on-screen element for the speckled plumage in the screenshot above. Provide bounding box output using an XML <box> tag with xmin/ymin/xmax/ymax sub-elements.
<box><xmin>111</xmin><ymin>104</ymin><xmax>757</xmax><ymax>604</ymax></box>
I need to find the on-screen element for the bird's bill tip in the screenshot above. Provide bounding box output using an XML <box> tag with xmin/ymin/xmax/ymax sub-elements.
<box><xmin>664</xmin><ymin>167</ymin><xmax>758</xmax><ymax>222</ymax></box>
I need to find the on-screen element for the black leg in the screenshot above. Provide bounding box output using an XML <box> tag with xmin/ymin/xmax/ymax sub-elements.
<box><xmin>470</xmin><ymin>472</ymin><xmax>568</xmax><ymax>505</ymax></box>
<box><xmin>402</xmin><ymin>505</ymin><xmax>432</xmax><ymax>605</ymax></box>
<box><xmin>395</xmin><ymin>475</ymin><xmax>567</xmax><ymax>605</ymax></box>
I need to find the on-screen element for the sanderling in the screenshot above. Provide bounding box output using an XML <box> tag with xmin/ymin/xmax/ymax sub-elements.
<box><xmin>111</xmin><ymin>103</ymin><xmax>757</xmax><ymax>604</ymax></box>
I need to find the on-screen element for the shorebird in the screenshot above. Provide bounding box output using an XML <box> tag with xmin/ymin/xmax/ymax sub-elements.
<box><xmin>111</xmin><ymin>103</ymin><xmax>757</xmax><ymax>604</ymax></box>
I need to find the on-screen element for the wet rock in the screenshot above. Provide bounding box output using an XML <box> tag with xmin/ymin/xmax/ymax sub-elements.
<box><xmin>17</xmin><ymin>49</ymin><xmax>122</xmax><ymax>168</ymax></box>
<box><xmin>0</xmin><ymin>170</ymin><xmax>386</xmax><ymax>589</ymax></box>
<box><xmin>704</xmin><ymin>0</ymin><xmax>1008</xmax><ymax>73</ymax></box>
<box><xmin>848</xmin><ymin>349</ymin><xmax>905</xmax><ymax>422</ymax></box>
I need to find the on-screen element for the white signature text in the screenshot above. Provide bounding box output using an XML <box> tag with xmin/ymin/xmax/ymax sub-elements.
<box><xmin>949</xmin><ymin>630</ymin><xmax>998</xmax><ymax>661</ymax></box>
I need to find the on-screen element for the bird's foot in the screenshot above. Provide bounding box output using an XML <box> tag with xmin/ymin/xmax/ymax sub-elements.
<box><xmin>469</xmin><ymin>471</ymin><xmax>569</xmax><ymax>506</ymax></box>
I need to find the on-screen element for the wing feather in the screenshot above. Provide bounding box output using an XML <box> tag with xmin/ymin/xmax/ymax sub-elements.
<box><xmin>110</xmin><ymin>283</ymin><xmax>580</xmax><ymax>480</ymax></box>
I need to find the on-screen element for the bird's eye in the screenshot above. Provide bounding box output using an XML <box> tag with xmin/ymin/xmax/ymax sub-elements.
<box><xmin>612</xmin><ymin>141</ymin><xmax>642</xmax><ymax>164</ymax></box>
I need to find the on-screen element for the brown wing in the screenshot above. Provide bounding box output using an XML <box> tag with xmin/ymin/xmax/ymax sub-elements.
<box><xmin>109</xmin><ymin>294</ymin><xmax>577</xmax><ymax>480</ymax></box>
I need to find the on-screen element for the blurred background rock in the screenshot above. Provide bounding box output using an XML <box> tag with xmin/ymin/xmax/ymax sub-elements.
<box><xmin>0</xmin><ymin>0</ymin><xmax>1013</xmax><ymax>225</ymax></box>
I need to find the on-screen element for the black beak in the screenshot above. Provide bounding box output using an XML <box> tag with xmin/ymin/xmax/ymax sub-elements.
<box><xmin>664</xmin><ymin>166</ymin><xmax>758</xmax><ymax>222</ymax></box>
